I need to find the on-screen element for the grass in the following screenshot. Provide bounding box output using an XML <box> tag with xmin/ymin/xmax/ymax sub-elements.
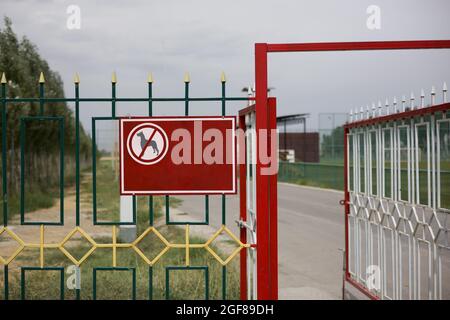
<box><xmin>279</xmin><ymin>161</ymin><xmax>450</xmax><ymax>208</ymax></box>
<box><xmin>0</xmin><ymin>158</ymin><xmax>240</xmax><ymax>300</ymax></box>
<box><xmin>0</xmin><ymin>167</ymin><xmax>78</xmax><ymax>225</ymax></box>
<box><xmin>2</xmin><ymin>232</ymin><xmax>239</xmax><ymax>300</ymax></box>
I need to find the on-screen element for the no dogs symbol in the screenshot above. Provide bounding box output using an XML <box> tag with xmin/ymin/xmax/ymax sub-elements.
<box><xmin>127</xmin><ymin>123</ymin><xmax>169</xmax><ymax>165</ymax></box>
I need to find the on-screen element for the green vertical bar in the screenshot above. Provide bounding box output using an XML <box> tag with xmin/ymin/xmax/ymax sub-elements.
<box><xmin>222</xmin><ymin>265</ymin><xmax>227</xmax><ymax>299</ymax></box>
<box><xmin>205</xmin><ymin>268</ymin><xmax>209</xmax><ymax>300</ymax></box>
<box><xmin>148</xmin><ymin>81</ymin><xmax>153</xmax><ymax>116</ymax></box>
<box><xmin>20</xmin><ymin>268</ymin><xmax>25</xmax><ymax>300</ymax></box>
<box><xmin>205</xmin><ymin>195</ymin><xmax>209</xmax><ymax>224</ymax></box>
<box><xmin>149</xmin><ymin>196</ymin><xmax>153</xmax><ymax>226</ymax></box>
<box><xmin>184</xmin><ymin>81</ymin><xmax>189</xmax><ymax>116</ymax></box>
<box><xmin>131</xmin><ymin>269</ymin><xmax>136</xmax><ymax>300</ymax></box>
<box><xmin>39</xmin><ymin>82</ymin><xmax>44</xmax><ymax>115</ymax></box>
<box><xmin>75</xmin><ymin>82</ymin><xmax>80</xmax><ymax>226</ymax></box>
<box><xmin>222</xmin><ymin>195</ymin><xmax>226</xmax><ymax>225</ymax></box>
<box><xmin>148</xmin><ymin>266</ymin><xmax>153</xmax><ymax>300</ymax></box>
<box><xmin>92</xmin><ymin>268</ymin><xmax>97</xmax><ymax>300</ymax></box>
<box><xmin>148</xmin><ymin>81</ymin><xmax>153</xmax><ymax>226</ymax></box>
<box><xmin>165</xmin><ymin>195</ymin><xmax>170</xmax><ymax>224</ymax></box>
<box><xmin>183</xmin><ymin>76</ymin><xmax>189</xmax><ymax>222</ymax></box>
<box><xmin>1</xmin><ymin>81</ymin><xmax>7</xmax><ymax>227</ymax></box>
<box><xmin>20</xmin><ymin>119</ymin><xmax>25</xmax><ymax>224</ymax></box>
<box><xmin>221</xmin><ymin>80</ymin><xmax>226</xmax><ymax>225</ymax></box>
<box><xmin>132</xmin><ymin>195</ymin><xmax>136</xmax><ymax>224</ymax></box>
<box><xmin>221</xmin><ymin>79</ymin><xmax>226</xmax><ymax>116</ymax></box>
<box><xmin>165</xmin><ymin>268</ymin><xmax>170</xmax><ymax>300</ymax></box>
<box><xmin>4</xmin><ymin>265</ymin><xmax>8</xmax><ymax>300</ymax></box>
<box><xmin>112</xmin><ymin>82</ymin><xmax>116</xmax><ymax>118</ymax></box>
<box><xmin>60</xmin><ymin>270</ymin><xmax>65</xmax><ymax>300</ymax></box>
<box><xmin>92</xmin><ymin>118</ymin><xmax>97</xmax><ymax>224</ymax></box>
<box><xmin>221</xmin><ymin>79</ymin><xmax>227</xmax><ymax>299</ymax></box>
<box><xmin>76</xmin><ymin>288</ymin><xmax>80</xmax><ymax>300</ymax></box>
<box><xmin>60</xmin><ymin>119</ymin><xmax>64</xmax><ymax>225</ymax></box>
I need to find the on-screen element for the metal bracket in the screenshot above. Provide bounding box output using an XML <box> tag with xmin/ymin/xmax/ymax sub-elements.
<box><xmin>235</xmin><ymin>219</ymin><xmax>254</xmax><ymax>232</ymax></box>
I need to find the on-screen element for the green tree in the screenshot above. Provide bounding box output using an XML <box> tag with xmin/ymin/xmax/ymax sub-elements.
<box><xmin>0</xmin><ymin>16</ymin><xmax>92</xmax><ymax>213</ymax></box>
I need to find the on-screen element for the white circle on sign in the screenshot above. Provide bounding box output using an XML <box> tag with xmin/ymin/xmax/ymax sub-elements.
<box><xmin>126</xmin><ymin>123</ymin><xmax>169</xmax><ymax>165</ymax></box>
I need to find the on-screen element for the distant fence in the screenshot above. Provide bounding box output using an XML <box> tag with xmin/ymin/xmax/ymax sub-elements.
<box><xmin>278</xmin><ymin>161</ymin><xmax>344</xmax><ymax>190</ymax></box>
<box><xmin>279</xmin><ymin>161</ymin><xmax>450</xmax><ymax>203</ymax></box>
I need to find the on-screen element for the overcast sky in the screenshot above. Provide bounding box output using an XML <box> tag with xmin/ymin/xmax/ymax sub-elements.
<box><xmin>2</xmin><ymin>0</ymin><xmax>450</xmax><ymax>148</ymax></box>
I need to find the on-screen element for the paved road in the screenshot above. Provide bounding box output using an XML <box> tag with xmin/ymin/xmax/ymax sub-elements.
<box><xmin>175</xmin><ymin>183</ymin><xmax>345</xmax><ymax>300</ymax></box>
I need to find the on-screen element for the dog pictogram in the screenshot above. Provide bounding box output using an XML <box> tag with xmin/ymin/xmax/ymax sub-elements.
<box><xmin>126</xmin><ymin>123</ymin><xmax>168</xmax><ymax>165</ymax></box>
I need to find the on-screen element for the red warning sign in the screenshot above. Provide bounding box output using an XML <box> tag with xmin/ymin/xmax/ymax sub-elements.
<box><xmin>120</xmin><ymin>117</ymin><xmax>236</xmax><ymax>195</ymax></box>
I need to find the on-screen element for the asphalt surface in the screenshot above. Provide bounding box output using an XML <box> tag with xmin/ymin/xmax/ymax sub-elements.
<box><xmin>176</xmin><ymin>183</ymin><xmax>345</xmax><ymax>299</ymax></box>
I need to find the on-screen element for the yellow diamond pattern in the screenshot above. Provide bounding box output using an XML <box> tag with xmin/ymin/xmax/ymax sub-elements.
<box><xmin>0</xmin><ymin>225</ymin><xmax>249</xmax><ymax>267</ymax></box>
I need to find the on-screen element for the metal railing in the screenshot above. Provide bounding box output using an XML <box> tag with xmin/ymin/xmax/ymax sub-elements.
<box><xmin>344</xmin><ymin>84</ymin><xmax>450</xmax><ymax>300</ymax></box>
<box><xmin>0</xmin><ymin>71</ymin><xmax>251</xmax><ymax>300</ymax></box>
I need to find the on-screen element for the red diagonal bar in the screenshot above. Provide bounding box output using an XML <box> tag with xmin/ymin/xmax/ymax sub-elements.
<box><xmin>137</xmin><ymin>128</ymin><xmax>158</xmax><ymax>159</ymax></box>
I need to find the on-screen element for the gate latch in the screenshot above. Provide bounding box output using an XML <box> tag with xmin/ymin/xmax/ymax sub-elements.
<box><xmin>235</xmin><ymin>219</ymin><xmax>254</xmax><ymax>232</ymax></box>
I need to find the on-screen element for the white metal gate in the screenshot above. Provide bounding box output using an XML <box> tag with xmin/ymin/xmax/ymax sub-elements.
<box><xmin>344</xmin><ymin>84</ymin><xmax>450</xmax><ymax>300</ymax></box>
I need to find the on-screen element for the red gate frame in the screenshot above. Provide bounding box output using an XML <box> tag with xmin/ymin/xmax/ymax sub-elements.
<box><xmin>252</xmin><ymin>40</ymin><xmax>450</xmax><ymax>300</ymax></box>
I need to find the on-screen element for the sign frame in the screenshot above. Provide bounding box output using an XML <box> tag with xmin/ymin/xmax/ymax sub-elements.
<box><xmin>119</xmin><ymin>116</ymin><xmax>237</xmax><ymax>195</ymax></box>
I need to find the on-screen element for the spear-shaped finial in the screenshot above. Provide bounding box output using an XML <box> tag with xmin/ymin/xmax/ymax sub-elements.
<box><xmin>420</xmin><ymin>89</ymin><xmax>425</xmax><ymax>108</ymax></box>
<box><xmin>349</xmin><ymin>110</ymin><xmax>353</xmax><ymax>122</ymax></box>
<box><xmin>385</xmin><ymin>98</ymin><xmax>390</xmax><ymax>115</ymax></box>
<box><xmin>393</xmin><ymin>96</ymin><xmax>398</xmax><ymax>113</ymax></box>
<box><xmin>220</xmin><ymin>72</ymin><xmax>226</xmax><ymax>83</ymax></box>
<box><xmin>0</xmin><ymin>73</ymin><xmax>6</xmax><ymax>84</ymax></box>
<box><xmin>443</xmin><ymin>82</ymin><xmax>447</xmax><ymax>103</ymax></box>
<box><xmin>431</xmin><ymin>86</ymin><xmax>436</xmax><ymax>105</ymax></box>
<box><xmin>402</xmin><ymin>95</ymin><xmax>406</xmax><ymax>112</ymax></box>
<box><xmin>184</xmin><ymin>72</ymin><xmax>190</xmax><ymax>83</ymax></box>
<box><xmin>410</xmin><ymin>92</ymin><xmax>415</xmax><ymax>110</ymax></box>
<box><xmin>147</xmin><ymin>72</ymin><xmax>153</xmax><ymax>83</ymax></box>
<box><xmin>355</xmin><ymin>108</ymin><xmax>359</xmax><ymax>121</ymax></box>
<box><xmin>39</xmin><ymin>72</ymin><xmax>45</xmax><ymax>83</ymax></box>
<box><xmin>111</xmin><ymin>72</ymin><xmax>117</xmax><ymax>83</ymax></box>
<box><xmin>368</xmin><ymin>105</ymin><xmax>372</xmax><ymax>119</ymax></box>
<box><xmin>360</xmin><ymin>107</ymin><xmax>364</xmax><ymax>120</ymax></box>
<box><xmin>378</xmin><ymin>100</ymin><xmax>382</xmax><ymax>116</ymax></box>
<box><xmin>73</xmin><ymin>73</ymin><xmax>80</xmax><ymax>84</ymax></box>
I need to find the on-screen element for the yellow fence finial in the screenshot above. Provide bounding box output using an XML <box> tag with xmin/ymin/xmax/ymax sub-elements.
<box><xmin>74</xmin><ymin>73</ymin><xmax>80</xmax><ymax>84</ymax></box>
<box><xmin>147</xmin><ymin>72</ymin><xmax>153</xmax><ymax>83</ymax></box>
<box><xmin>220</xmin><ymin>71</ymin><xmax>226</xmax><ymax>83</ymax></box>
<box><xmin>39</xmin><ymin>72</ymin><xmax>45</xmax><ymax>83</ymax></box>
<box><xmin>112</xmin><ymin>71</ymin><xmax>117</xmax><ymax>84</ymax></box>
<box><xmin>184</xmin><ymin>72</ymin><xmax>190</xmax><ymax>83</ymax></box>
<box><xmin>1</xmin><ymin>73</ymin><xmax>6</xmax><ymax>84</ymax></box>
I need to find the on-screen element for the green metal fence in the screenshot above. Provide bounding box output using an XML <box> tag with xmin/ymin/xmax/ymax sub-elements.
<box><xmin>0</xmin><ymin>71</ymin><xmax>250</xmax><ymax>300</ymax></box>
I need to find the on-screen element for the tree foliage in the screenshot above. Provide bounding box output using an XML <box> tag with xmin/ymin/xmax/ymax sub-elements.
<box><xmin>0</xmin><ymin>17</ymin><xmax>91</xmax><ymax>194</ymax></box>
